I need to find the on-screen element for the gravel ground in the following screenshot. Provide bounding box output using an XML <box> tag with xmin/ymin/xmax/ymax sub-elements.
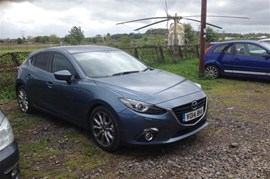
<box><xmin>1</xmin><ymin>80</ymin><xmax>270</xmax><ymax>178</ymax></box>
<box><xmin>86</xmin><ymin>115</ymin><xmax>270</xmax><ymax>179</ymax></box>
<box><xmin>85</xmin><ymin>80</ymin><xmax>270</xmax><ymax>179</ymax></box>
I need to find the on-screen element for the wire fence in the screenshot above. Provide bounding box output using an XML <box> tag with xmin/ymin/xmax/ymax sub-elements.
<box><xmin>0</xmin><ymin>52</ymin><xmax>30</xmax><ymax>90</ymax></box>
<box><xmin>122</xmin><ymin>45</ymin><xmax>199</xmax><ymax>64</ymax></box>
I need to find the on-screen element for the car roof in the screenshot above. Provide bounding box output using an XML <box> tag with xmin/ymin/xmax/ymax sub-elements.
<box><xmin>259</xmin><ymin>38</ymin><xmax>270</xmax><ymax>42</ymax></box>
<box><xmin>0</xmin><ymin>110</ymin><xmax>4</xmax><ymax>119</ymax></box>
<box><xmin>210</xmin><ymin>40</ymin><xmax>263</xmax><ymax>45</ymax></box>
<box><xmin>30</xmin><ymin>45</ymin><xmax>119</xmax><ymax>56</ymax></box>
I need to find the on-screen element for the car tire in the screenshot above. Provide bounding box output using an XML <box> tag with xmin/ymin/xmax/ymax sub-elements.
<box><xmin>205</xmin><ymin>65</ymin><xmax>220</xmax><ymax>78</ymax></box>
<box><xmin>90</xmin><ymin>106</ymin><xmax>121</xmax><ymax>152</ymax></box>
<box><xmin>17</xmin><ymin>86</ymin><xmax>33</xmax><ymax>113</ymax></box>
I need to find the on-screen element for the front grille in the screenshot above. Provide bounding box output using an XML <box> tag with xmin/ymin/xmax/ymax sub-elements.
<box><xmin>172</xmin><ymin>97</ymin><xmax>206</xmax><ymax>125</ymax></box>
<box><xmin>173</xmin><ymin>117</ymin><xmax>207</xmax><ymax>138</ymax></box>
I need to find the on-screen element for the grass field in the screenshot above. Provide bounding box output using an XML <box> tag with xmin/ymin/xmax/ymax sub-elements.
<box><xmin>0</xmin><ymin>44</ymin><xmax>56</xmax><ymax>54</ymax></box>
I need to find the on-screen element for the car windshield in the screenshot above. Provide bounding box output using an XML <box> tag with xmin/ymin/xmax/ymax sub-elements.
<box><xmin>72</xmin><ymin>50</ymin><xmax>147</xmax><ymax>78</ymax></box>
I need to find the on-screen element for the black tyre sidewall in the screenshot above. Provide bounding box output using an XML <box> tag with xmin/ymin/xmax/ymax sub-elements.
<box><xmin>90</xmin><ymin>106</ymin><xmax>121</xmax><ymax>152</ymax></box>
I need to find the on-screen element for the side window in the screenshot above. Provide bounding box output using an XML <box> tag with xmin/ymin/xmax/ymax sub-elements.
<box><xmin>52</xmin><ymin>53</ymin><xmax>76</xmax><ymax>75</ymax></box>
<box><xmin>235</xmin><ymin>43</ymin><xmax>250</xmax><ymax>56</ymax></box>
<box><xmin>246</xmin><ymin>44</ymin><xmax>267</xmax><ymax>57</ymax></box>
<box><xmin>33</xmin><ymin>53</ymin><xmax>50</xmax><ymax>71</ymax></box>
<box><xmin>213</xmin><ymin>44</ymin><xmax>232</xmax><ymax>54</ymax></box>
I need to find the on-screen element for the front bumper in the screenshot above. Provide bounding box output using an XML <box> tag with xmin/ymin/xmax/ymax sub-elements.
<box><xmin>0</xmin><ymin>140</ymin><xmax>20</xmax><ymax>179</ymax></box>
<box><xmin>118</xmin><ymin>95</ymin><xmax>208</xmax><ymax>145</ymax></box>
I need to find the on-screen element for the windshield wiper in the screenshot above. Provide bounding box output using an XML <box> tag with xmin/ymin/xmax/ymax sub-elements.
<box><xmin>112</xmin><ymin>71</ymin><xmax>140</xmax><ymax>76</ymax></box>
<box><xmin>142</xmin><ymin>67</ymin><xmax>154</xmax><ymax>72</ymax></box>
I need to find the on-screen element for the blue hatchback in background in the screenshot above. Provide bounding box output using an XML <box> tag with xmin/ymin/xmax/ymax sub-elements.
<box><xmin>204</xmin><ymin>40</ymin><xmax>270</xmax><ymax>79</ymax></box>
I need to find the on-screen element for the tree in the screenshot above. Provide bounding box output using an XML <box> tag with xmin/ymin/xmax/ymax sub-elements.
<box><xmin>40</xmin><ymin>36</ymin><xmax>49</xmax><ymax>44</ymax></box>
<box><xmin>206</xmin><ymin>27</ymin><xmax>218</xmax><ymax>42</ymax></box>
<box><xmin>119</xmin><ymin>36</ymin><xmax>130</xmax><ymax>47</ymax></box>
<box><xmin>27</xmin><ymin>36</ymin><xmax>33</xmax><ymax>43</ymax></box>
<box><xmin>106</xmin><ymin>33</ymin><xmax>111</xmax><ymax>41</ymax></box>
<box><xmin>95</xmin><ymin>34</ymin><xmax>104</xmax><ymax>43</ymax></box>
<box><xmin>184</xmin><ymin>23</ymin><xmax>198</xmax><ymax>44</ymax></box>
<box><xmin>17</xmin><ymin>38</ymin><xmax>23</xmax><ymax>44</ymax></box>
<box><xmin>67</xmin><ymin>26</ymin><xmax>85</xmax><ymax>45</ymax></box>
<box><xmin>49</xmin><ymin>34</ymin><xmax>59</xmax><ymax>43</ymax></box>
<box><xmin>92</xmin><ymin>37</ymin><xmax>97</xmax><ymax>44</ymax></box>
<box><xmin>154</xmin><ymin>34</ymin><xmax>164</xmax><ymax>46</ymax></box>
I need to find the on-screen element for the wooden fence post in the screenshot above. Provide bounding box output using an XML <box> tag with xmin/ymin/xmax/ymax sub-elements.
<box><xmin>178</xmin><ymin>46</ymin><xmax>183</xmax><ymax>60</ymax></box>
<box><xmin>158</xmin><ymin>46</ymin><xmax>164</xmax><ymax>63</ymax></box>
<box><xmin>134</xmin><ymin>48</ymin><xmax>139</xmax><ymax>59</ymax></box>
<box><xmin>10</xmin><ymin>53</ymin><xmax>20</xmax><ymax>66</ymax></box>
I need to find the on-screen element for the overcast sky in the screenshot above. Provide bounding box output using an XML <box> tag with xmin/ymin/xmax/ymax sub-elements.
<box><xmin>0</xmin><ymin>0</ymin><xmax>269</xmax><ymax>39</ymax></box>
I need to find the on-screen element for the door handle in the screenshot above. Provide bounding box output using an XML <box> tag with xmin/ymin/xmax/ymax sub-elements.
<box><xmin>46</xmin><ymin>82</ymin><xmax>53</xmax><ymax>89</ymax></box>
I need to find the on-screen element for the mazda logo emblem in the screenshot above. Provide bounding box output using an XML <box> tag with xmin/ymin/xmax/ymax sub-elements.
<box><xmin>191</xmin><ymin>101</ymin><xmax>198</xmax><ymax>110</ymax></box>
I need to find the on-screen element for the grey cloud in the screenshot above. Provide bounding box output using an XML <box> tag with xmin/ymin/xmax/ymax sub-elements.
<box><xmin>0</xmin><ymin>0</ymin><xmax>34</xmax><ymax>3</ymax></box>
<box><xmin>0</xmin><ymin>0</ymin><xmax>269</xmax><ymax>39</ymax></box>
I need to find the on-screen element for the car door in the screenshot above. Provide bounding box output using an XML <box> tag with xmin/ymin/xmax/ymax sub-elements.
<box><xmin>27</xmin><ymin>52</ymin><xmax>56</xmax><ymax>110</ymax></box>
<box><xmin>231</xmin><ymin>43</ymin><xmax>270</xmax><ymax>75</ymax></box>
<box><xmin>49</xmin><ymin>52</ymin><xmax>83</xmax><ymax>122</ymax></box>
<box><xmin>210</xmin><ymin>43</ymin><xmax>234</xmax><ymax>71</ymax></box>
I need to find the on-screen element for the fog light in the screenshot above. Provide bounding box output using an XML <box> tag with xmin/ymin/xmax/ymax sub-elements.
<box><xmin>4</xmin><ymin>163</ymin><xmax>19</xmax><ymax>178</ymax></box>
<box><xmin>143</xmin><ymin>128</ymin><xmax>159</xmax><ymax>141</ymax></box>
<box><xmin>134</xmin><ymin>127</ymin><xmax>160</xmax><ymax>142</ymax></box>
<box><xmin>11</xmin><ymin>167</ymin><xmax>19</xmax><ymax>178</ymax></box>
<box><xmin>145</xmin><ymin>132</ymin><xmax>154</xmax><ymax>141</ymax></box>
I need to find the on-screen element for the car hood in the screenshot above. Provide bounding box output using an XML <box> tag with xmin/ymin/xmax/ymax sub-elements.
<box><xmin>94</xmin><ymin>69</ymin><xmax>202</xmax><ymax>104</ymax></box>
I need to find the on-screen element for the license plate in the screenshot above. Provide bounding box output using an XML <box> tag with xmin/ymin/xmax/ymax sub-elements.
<box><xmin>182</xmin><ymin>107</ymin><xmax>204</xmax><ymax>122</ymax></box>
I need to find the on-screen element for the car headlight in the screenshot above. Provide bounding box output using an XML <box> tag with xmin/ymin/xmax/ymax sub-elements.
<box><xmin>0</xmin><ymin>117</ymin><xmax>14</xmax><ymax>151</ymax></box>
<box><xmin>194</xmin><ymin>83</ymin><xmax>201</xmax><ymax>88</ymax></box>
<box><xmin>119</xmin><ymin>98</ymin><xmax>166</xmax><ymax>114</ymax></box>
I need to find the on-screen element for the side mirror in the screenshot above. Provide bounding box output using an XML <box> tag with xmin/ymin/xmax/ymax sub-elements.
<box><xmin>54</xmin><ymin>70</ymin><xmax>72</xmax><ymax>83</ymax></box>
<box><xmin>262</xmin><ymin>52</ymin><xmax>270</xmax><ymax>59</ymax></box>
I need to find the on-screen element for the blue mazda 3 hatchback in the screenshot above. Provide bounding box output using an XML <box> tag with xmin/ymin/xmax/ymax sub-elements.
<box><xmin>205</xmin><ymin>40</ymin><xmax>270</xmax><ymax>79</ymax></box>
<box><xmin>16</xmin><ymin>45</ymin><xmax>208</xmax><ymax>151</ymax></box>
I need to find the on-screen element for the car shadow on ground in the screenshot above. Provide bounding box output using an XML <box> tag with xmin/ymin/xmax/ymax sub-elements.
<box><xmin>2</xmin><ymin>102</ymin><xmax>207</xmax><ymax>157</ymax></box>
<box><xmin>222</xmin><ymin>75</ymin><xmax>270</xmax><ymax>84</ymax></box>
<box><xmin>113</xmin><ymin>135</ymin><xmax>201</xmax><ymax>157</ymax></box>
<box><xmin>29</xmin><ymin>109</ymin><xmax>202</xmax><ymax>157</ymax></box>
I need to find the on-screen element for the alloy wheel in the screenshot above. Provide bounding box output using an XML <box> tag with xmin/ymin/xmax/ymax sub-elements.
<box><xmin>17</xmin><ymin>87</ymin><xmax>29</xmax><ymax>112</ymax></box>
<box><xmin>91</xmin><ymin>110</ymin><xmax>115</xmax><ymax>148</ymax></box>
<box><xmin>206</xmin><ymin>65</ymin><xmax>219</xmax><ymax>78</ymax></box>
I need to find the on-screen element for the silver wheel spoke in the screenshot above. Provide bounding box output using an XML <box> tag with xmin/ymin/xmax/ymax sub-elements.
<box><xmin>93</xmin><ymin>117</ymin><xmax>101</xmax><ymax>127</ymax></box>
<box><xmin>206</xmin><ymin>66</ymin><xmax>218</xmax><ymax>78</ymax></box>
<box><xmin>101</xmin><ymin>133</ymin><xmax>105</xmax><ymax>144</ymax></box>
<box><xmin>106</xmin><ymin>131</ymin><xmax>113</xmax><ymax>140</ymax></box>
<box><xmin>91</xmin><ymin>110</ymin><xmax>115</xmax><ymax>147</ymax></box>
<box><xmin>104</xmin><ymin>132</ymin><xmax>110</xmax><ymax>144</ymax></box>
<box><xmin>93</xmin><ymin>125</ymin><xmax>102</xmax><ymax>130</ymax></box>
<box><xmin>18</xmin><ymin>88</ymin><xmax>29</xmax><ymax>112</ymax></box>
<box><xmin>94</xmin><ymin>130</ymin><xmax>102</xmax><ymax>137</ymax></box>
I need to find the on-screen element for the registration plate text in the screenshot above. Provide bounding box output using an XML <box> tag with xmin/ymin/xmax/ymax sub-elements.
<box><xmin>183</xmin><ymin>107</ymin><xmax>204</xmax><ymax>122</ymax></box>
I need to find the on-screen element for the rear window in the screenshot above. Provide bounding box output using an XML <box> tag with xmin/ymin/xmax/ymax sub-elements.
<box><xmin>213</xmin><ymin>44</ymin><xmax>232</xmax><ymax>54</ymax></box>
<box><xmin>31</xmin><ymin>52</ymin><xmax>50</xmax><ymax>72</ymax></box>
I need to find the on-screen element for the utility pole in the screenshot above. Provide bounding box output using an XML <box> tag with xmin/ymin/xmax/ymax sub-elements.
<box><xmin>199</xmin><ymin>0</ymin><xmax>207</xmax><ymax>77</ymax></box>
